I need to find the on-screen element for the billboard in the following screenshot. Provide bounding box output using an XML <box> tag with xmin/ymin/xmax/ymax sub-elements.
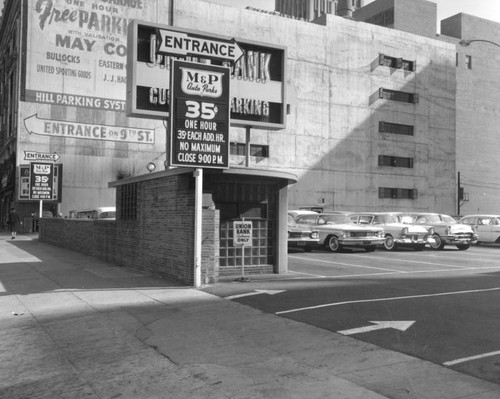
<box><xmin>127</xmin><ymin>22</ymin><xmax>287</xmax><ymax>130</ymax></box>
<box><xmin>21</xmin><ymin>0</ymin><xmax>157</xmax><ymax>111</ymax></box>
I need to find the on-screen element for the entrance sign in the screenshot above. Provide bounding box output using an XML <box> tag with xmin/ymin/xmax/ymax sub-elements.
<box><xmin>170</xmin><ymin>60</ymin><xmax>230</xmax><ymax>169</ymax></box>
<box><xmin>233</xmin><ymin>221</ymin><xmax>253</xmax><ymax>247</ymax></box>
<box><xmin>29</xmin><ymin>163</ymin><xmax>54</xmax><ymax>200</ymax></box>
<box><xmin>24</xmin><ymin>150</ymin><xmax>60</xmax><ymax>162</ymax></box>
<box><xmin>157</xmin><ymin>29</ymin><xmax>244</xmax><ymax>62</ymax></box>
<box><xmin>127</xmin><ymin>21</ymin><xmax>286</xmax><ymax>129</ymax></box>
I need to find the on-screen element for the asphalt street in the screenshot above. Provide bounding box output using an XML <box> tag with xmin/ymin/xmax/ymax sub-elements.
<box><xmin>206</xmin><ymin>245</ymin><xmax>500</xmax><ymax>385</ymax></box>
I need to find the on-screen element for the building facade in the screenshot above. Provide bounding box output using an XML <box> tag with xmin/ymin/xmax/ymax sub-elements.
<box><xmin>441</xmin><ymin>14</ymin><xmax>500</xmax><ymax>215</ymax></box>
<box><xmin>0</xmin><ymin>0</ymin><xmax>470</xmax><ymax>233</ymax></box>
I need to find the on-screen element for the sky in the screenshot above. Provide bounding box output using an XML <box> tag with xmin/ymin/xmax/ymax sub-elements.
<box><xmin>210</xmin><ymin>0</ymin><xmax>500</xmax><ymax>26</ymax></box>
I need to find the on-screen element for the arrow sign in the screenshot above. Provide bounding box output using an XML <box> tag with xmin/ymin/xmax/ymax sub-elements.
<box><xmin>24</xmin><ymin>150</ymin><xmax>60</xmax><ymax>162</ymax></box>
<box><xmin>157</xmin><ymin>29</ymin><xmax>244</xmax><ymax>62</ymax></box>
<box><xmin>225</xmin><ymin>290</ymin><xmax>286</xmax><ymax>300</ymax></box>
<box><xmin>23</xmin><ymin>114</ymin><xmax>155</xmax><ymax>144</ymax></box>
<box><xmin>338</xmin><ymin>321</ymin><xmax>415</xmax><ymax>336</ymax></box>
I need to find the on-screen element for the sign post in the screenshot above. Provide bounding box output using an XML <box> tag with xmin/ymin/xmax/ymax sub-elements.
<box><xmin>233</xmin><ymin>220</ymin><xmax>253</xmax><ymax>282</ymax></box>
<box><xmin>170</xmin><ymin>59</ymin><xmax>231</xmax><ymax>288</ymax></box>
<box><xmin>29</xmin><ymin>162</ymin><xmax>54</xmax><ymax>218</ymax></box>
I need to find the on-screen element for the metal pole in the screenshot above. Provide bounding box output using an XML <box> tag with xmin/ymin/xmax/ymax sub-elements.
<box><xmin>193</xmin><ymin>168</ymin><xmax>203</xmax><ymax>288</ymax></box>
<box><xmin>457</xmin><ymin>171</ymin><xmax>461</xmax><ymax>216</ymax></box>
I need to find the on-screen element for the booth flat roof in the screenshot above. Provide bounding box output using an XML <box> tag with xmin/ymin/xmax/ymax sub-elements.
<box><xmin>109</xmin><ymin>167</ymin><xmax>298</xmax><ymax>187</ymax></box>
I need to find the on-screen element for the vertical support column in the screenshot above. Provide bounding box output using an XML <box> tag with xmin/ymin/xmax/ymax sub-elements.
<box><xmin>245</xmin><ymin>126</ymin><xmax>251</xmax><ymax>167</ymax></box>
<box><xmin>194</xmin><ymin>168</ymin><xmax>203</xmax><ymax>288</ymax></box>
<box><xmin>275</xmin><ymin>184</ymin><xmax>288</xmax><ymax>274</ymax></box>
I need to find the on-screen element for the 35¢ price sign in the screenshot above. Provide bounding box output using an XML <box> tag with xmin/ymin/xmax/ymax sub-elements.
<box><xmin>29</xmin><ymin>162</ymin><xmax>54</xmax><ymax>200</ymax></box>
<box><xmin>170</xmin><ymin>60</ymin><xmax>230</xmax><ymax>168</ymax></box>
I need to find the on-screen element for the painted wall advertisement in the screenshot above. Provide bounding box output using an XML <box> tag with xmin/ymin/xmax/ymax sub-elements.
<box><xmin>22</xmin><ymin>0</ymin><xmax>156</xmax><ymax>111</ymax></box>
<box><xmin>170</xmin><ymin>60</ymin><xmax>230</xmax><ymax>168</ymax></box>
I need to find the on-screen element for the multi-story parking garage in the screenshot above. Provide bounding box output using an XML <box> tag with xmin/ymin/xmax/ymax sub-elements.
<box><xmin>0</xmin><ymin>0</ymin><xmax>498</xmax><ymax>282</ymax></box>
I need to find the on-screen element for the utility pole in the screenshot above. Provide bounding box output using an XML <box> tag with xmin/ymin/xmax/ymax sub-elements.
<box><xmin>457</xmin><ymin>171</ymin><xmax>462</xmax><ymax>216</ymax></box>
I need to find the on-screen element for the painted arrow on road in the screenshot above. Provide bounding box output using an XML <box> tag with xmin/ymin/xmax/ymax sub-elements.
<box><xmin>225</xmin><ymin>290</ymin><xmax>286</xmax><ymax>300</ymax></box>
<box><xmin>337</xmin><ymin>321</ymin><xmax>415</xmax><ymax>336</ymax></box>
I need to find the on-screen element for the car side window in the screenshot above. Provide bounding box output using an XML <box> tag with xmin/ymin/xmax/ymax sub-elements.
<box><xmin>359</xmin><ymin>216</ymin><xmax>372</xmax><ymax>224</ymax></box>
<box><xmin>372</xmin><ymin>216</ymin><xmax>384</xmax><ymax>224</ymax></box>
<box><xmin>297</xmin><ymin>215</ymin><xmax>317</xmax><ymax>226</ymax></box>
<box><xmin>492</xmin><ymin>218</ymin><xmax>499</xmax><ymax>226</ymax></box>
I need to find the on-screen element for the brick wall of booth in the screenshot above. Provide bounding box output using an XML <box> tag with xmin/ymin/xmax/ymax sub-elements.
<box><xmin>39</xmin><ymin>172</ymin><xmax>220</xmax><ymax>285</ymax></box>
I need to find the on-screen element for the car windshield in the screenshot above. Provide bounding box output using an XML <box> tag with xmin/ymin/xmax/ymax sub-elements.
<box><xmin>319</xmin><ymin>214</ymin><xmax>352</xmax><ymax>225</ymax></box>
<box><xmin>287</xmin><ymin>215</ymin><xmax>297</xmax><ymax>226</ymax></box>
<box><xmin>441</xmin><ymin>215</ymin><xmax>457</xmax><ymax>224</ymax></box>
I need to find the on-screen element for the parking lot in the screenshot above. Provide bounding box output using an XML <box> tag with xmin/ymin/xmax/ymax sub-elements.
<box><xmin>205</xmin><ymin>245</ymin><xmax>500</xmax><ymax>385</ymax></box>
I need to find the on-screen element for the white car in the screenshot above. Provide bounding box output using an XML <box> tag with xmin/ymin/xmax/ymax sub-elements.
<box><xmin>349</xmin><ymin>212</ymin><xmax>429</xmax><ymax>251</ymax></box>
<box><xmin>459</xmin><ymin>215</ymin><xmax>500</xmax><ymax>244</ymax></box>
<box><xmin>292</xmin><ymin>211</ymin><xmax>384</xmax><ymax>252</ymax></box>
<box><xmin>402</xmin><ymin>213</ymin><xmax>477</xmax><ymax>250</ymax></box>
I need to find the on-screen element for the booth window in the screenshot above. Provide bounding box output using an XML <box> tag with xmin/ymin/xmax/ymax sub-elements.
<box><xmin>119</xmin><ymin>183</ymin><xmax>137</xmax><ymax>220</ymax></box>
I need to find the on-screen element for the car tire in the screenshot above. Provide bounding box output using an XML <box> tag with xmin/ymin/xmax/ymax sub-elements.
<box><xmin>414</xmin><ymin>244</ymin><xmax>426</xmax><ymax>251</ymax></box>
<box><xmin>325</xmin><ymin>235</ymin><xmax>342</xmax><ymax>252</ymax></box>
<box><xmin>384</xmin><ymin>235</ymin><xmax>397</xmax><ymax>251</ymax></box>
<box><xmin>429</xmin><ymin>234</ymin><xmax>445</xmax><ymax>250</ymax></box>
<box><xmin>365</xmin><ymin>245</ymin><xmax>377</xmax><ymax>252</ymax></box>
<box><xmin>456</xmin><ymin>243</ymin><xmax>470</xmax><ymax>250</ymax></box>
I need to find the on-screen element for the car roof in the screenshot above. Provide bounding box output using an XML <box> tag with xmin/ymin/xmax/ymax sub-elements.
<box><xmin>460</xmin><ymin>214</ymin><xmax>500</xmax><ymax>218</ymax></box>
<box><xmin>288</xmin><ymin>210</ymin><xmax>319</xmax><ymax>216</ymax></box>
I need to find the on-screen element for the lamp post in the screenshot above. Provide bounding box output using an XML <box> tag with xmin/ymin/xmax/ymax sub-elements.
<box><xmin>458</xmin><ymin>39</ymin><xmax>500</xmax><ymax>48</ymax></box>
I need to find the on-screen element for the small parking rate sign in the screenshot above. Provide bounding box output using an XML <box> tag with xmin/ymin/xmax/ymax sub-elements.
<box><xmin>233</xmin><ymin>221</ymin><xmax>253</xmax><ymax>247</ymax></box>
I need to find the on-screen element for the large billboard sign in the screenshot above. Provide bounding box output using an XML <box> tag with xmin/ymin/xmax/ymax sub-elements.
<box><xmin>127</xmin><ymin>21</ymin><xmax>286</xmax><ymax>130</ymax></box>
<box><xmin>170</xmin><ymin>61</ymin><xmax>230</xmax><ymax>169</ymax></box>
<box><xmin>21</xmin><ymin>0</ymin><xmax>157</xmax><ymax>111</ymax></box>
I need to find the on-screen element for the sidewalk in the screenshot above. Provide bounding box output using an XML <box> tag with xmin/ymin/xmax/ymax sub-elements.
<box><xmin>0</xmin><ymin>233</ymin><xmax>499</xmax><ymax>399</ymax></box>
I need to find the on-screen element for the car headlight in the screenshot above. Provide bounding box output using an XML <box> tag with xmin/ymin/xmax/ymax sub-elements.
<box><xmin>343</xmin><ymin>231</ymin><xmax>352</xmax><ymax>238</ymax></box>
<box><xmin>445</xmin><ymin>226</ymin><xmax>451</xmax><ymax>235</ymax></box>
<box><xmin>311</xmin><ymin>231</ymin><xmax>319</xmax><ymax>239</ymax></box>
<box><xmin>428</xmin><ymin>227</ymin><xmax>435</xmax><ymax>236</ymax></box>
<box><xmin>401</xmin><ymin>227</ymin><xmax>409</xmax><ymax>236</ymax></box>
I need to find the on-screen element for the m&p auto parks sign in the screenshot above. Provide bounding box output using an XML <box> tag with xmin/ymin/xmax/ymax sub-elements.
<box><xmin>170</xmin><ymin>60</ymin><xmax>230</xmax><ymax>168</ymax></box>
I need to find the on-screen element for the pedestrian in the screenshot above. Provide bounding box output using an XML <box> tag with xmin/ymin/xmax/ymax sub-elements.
<box><xmin>7</xmin><ymin>207</ymin><xmax>21</xmax><ymax>239</ymax></box>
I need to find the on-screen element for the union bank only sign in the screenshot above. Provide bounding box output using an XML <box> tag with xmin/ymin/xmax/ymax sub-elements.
<box><xmin>127</xmin><ymin>21</ymin><xmax>287</xmax><ymax>130</ymax></box>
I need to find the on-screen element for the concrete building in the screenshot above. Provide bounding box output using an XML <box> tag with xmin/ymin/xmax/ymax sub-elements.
<box><xmin>440</xmin><ymin>14</ymin><xmax>500</xmax><ymax>215</ymax></box>
<box><xmin>1</xmin><ymin>0</ymin><xmax>496</xmax><ymax>280</ymax></box>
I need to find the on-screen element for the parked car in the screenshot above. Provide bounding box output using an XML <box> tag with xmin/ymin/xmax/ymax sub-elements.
<box><xmin>459</xmin><ymin>214</ymin><xmax>500</xmax><ymax>244</ymax></box>
<box><xmin>70</xmin><ymin>207</ymin><xmax>116</xmax><ymax>220</ymax></box>
<box><xmin>291</xmin><ymin>211</ymin><xmax>384</xmax><ymax>252</ymax></box>
<box><xmin>287</xmin><ymin>213</ymin><xmax>320</xmax><ymax>252</ymax></box>
<box><xmin>349</xmin><ymin>212</ymin><xmax>429</xmax><ymax>251</ymax></box>
<box><xmin>400</xmin><ymin>213</ymin><xmax>477</xmax><ymax>250</ymax></box>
